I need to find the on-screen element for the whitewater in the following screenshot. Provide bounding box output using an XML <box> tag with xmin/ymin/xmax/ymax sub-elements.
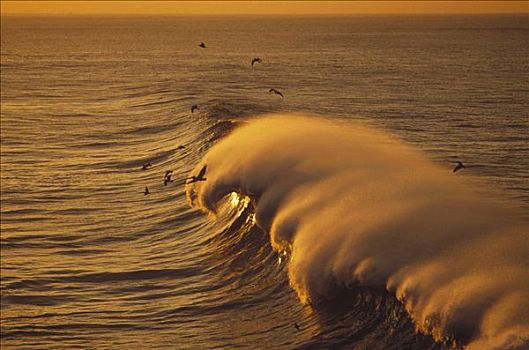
<box><xmin>187</xmin><ymin>115</ymin><xmax>529</xmax><ymax>349</ymax></box>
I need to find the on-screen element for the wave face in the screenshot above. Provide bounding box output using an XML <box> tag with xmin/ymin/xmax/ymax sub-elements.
<box><xmin>187</xmin><ymin>114</ymin><xmax>529</xmax><ymax>349</ymax></box>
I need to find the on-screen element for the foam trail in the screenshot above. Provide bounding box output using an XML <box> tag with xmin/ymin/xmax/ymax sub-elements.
<box><xmin>186</xmin><ymin>114</ymin><xmax>529</xmax><ymax>349</ymax></box>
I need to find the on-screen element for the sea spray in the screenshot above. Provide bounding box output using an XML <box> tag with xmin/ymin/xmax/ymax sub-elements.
<box><xmin>186</xmin><ymin>114</ymin><xmax>529</xmax><ymax>349</ymax></box>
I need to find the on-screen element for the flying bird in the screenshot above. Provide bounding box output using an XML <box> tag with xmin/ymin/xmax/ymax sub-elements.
<box><xmin>191</xmin><ymin>105</ymin><xmax>199</xmax><ymax>113</ymax></box>
<box><xmin>187</xmin><ymin>165</ymin><xmax>207</xmax><ymax>184</ymax></box>
<box><xmin>164</xmin><ymin>170</ymin><xmax>174</xmax><ymax>186</ymax></box>
<box><xmin>251</xmin><ymin>57</ymin><xmax>262</xmax><ymax>66</ymax></box>
<box><xmin>294</xmin><ymin>323</ymin><xmax>301</xmax><ymax>331</ymax></box>
<box><xmin>144</xmin><ymin>186</ymin><xmax>150</xmax><ymax>195</ymax></box>
<box><xmin>199</xmin><ymin>42</ymin><xmax>206</xmax><ymax>48</ymax></box>
<box><xmin>142</xmin><ymin>162</ymin><xmax>152</xmax><ymax>170</ymax></box>
<box><xmin>453</xmin><ymin>161</ymin><xmax>466</xmax><ymax>173</ymax></box>
<box><xmin>269</xmin><ymin>88</ymin><xmax>284</xmax><ymax>98</ymax></box>
<box><xmin>177</xmin><ymin>145</ymin><xmax>186</xmax><ymax>150</ymax></box>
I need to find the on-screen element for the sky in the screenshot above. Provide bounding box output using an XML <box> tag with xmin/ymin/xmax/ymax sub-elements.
<box><xmin>1</xmin><ymin>1</ymin><xmax>528</xmax><ymax>15</ymax></box>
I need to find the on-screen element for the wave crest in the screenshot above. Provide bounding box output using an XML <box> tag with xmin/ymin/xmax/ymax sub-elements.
<box><xmin>186</xmin><ymin>114</ymin><xmax>529</xmax><ymax>349</ymax></box>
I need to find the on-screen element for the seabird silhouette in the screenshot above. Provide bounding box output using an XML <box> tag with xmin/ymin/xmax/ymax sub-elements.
<box><xmin>199</xmin><ymin>42</ymin><xmax>206</xmax><ymax>48</ymax></box>
<box><xmin>191</xmin><ymin>105</ymin><xmax>199</xmax><ymax>113</ymax></box>
<box><xmin>294</xmin><ymin>323</ymin><xmax>301</xmax><ymax>331</ymax></box>
<box><xmin>187</xmin><ymin>165</ymin><xmax>207</xmax><ymax>184</ymax></box>
<box><xmin>251</xmin><ymin>57</ymin><xmax>262</xmax><ymax>66</ymax></box>
<box><xmin>164</xmin><ymin>170</ymin><xmax>174</xmax><ymax>186</ymax></box>
<box><xmin>144</xmin><ymin>186</ymin><xmax>150</xmax><ymax>195</ymax></box>
<box><xmin>177</xmin><ymin>145</ymin><xmax>186</xmax><ymax>150</ymax></box>
<box><xmin>453</xmin><ymin>161</ymin><xmax>466</xmax><ymax>173</ymax></box>
<box><xmin>269</xmin><ymin>88</ymin><xmax>284</xmax><ymax>98</ymax></box>
<box><xmin>142</xmin><ymin>162</ymin><xmax>152</xmax><ymax>170</ymax></box>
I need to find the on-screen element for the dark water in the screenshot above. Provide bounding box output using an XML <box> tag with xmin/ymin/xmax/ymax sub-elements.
<box><xmin>1</xmin><ymin>15</ymin><xmax>528</xmax><ymax>349</ymax></box>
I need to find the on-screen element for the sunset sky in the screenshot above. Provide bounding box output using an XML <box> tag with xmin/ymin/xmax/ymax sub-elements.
<box><xmin>2</xmin><ymin>1</ymin><xmax>528</xmax><ymax>15</ymax></box>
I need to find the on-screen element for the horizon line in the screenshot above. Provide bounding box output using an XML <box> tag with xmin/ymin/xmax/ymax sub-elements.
<box><xmin>2</xmin><ymin>11</ymin><xmax>528</xmax><ymax>16</ymax></box>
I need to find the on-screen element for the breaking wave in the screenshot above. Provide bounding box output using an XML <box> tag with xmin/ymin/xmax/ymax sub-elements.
<box><xmin>187</xmin><ymin>114</ymin><xmax>529</xmax><ymax>349</ymax></box>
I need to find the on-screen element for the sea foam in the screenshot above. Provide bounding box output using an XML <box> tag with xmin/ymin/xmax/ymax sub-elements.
<box><xmin>186</xmin><ymin>114</ymin><xmax>529</xmax><ymax>349</ymax></box>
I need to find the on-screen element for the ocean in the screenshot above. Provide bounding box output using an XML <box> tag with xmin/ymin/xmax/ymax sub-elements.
<box><xmin>1</xmin><ymin>14</ymin><xmax>528</xmax><ymax>349</ymax></box>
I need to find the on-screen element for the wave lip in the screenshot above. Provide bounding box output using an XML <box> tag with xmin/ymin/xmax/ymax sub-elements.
<box><xmin>186</xmin><ymin>114</ymin><xmax>529</xmax><ymax>350</ymax></box>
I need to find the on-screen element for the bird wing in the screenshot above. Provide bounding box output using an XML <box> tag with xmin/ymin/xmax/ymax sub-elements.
<box><xmin>198</xmin><ymin>165</ymin><xmax>207</xmax><ymax>178</ymax></box>
<box><xmin>270</xmin><ymin>89</ymin><xmax>283</xmax><ymax>97</ymax></box>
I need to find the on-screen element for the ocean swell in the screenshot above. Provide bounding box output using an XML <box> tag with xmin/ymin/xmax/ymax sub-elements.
<box><xmin>186</xmin><ymin>114</ymin><xmax>529</xmax><ymax>349</ymax></box>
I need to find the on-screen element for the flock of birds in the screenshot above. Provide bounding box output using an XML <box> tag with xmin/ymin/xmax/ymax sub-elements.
<box><xmin>141</xmin><ymin>41</ymin><xmax>288</xmax><ymax>196</ymax></box>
